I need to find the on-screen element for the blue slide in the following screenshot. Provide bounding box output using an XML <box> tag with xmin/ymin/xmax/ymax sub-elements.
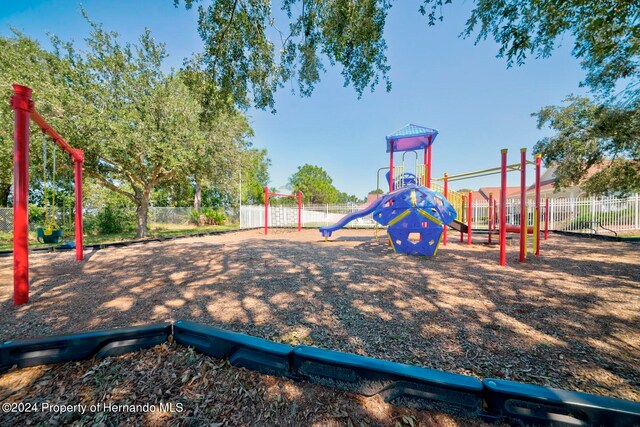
<box><xmin>319</xmin><ymin>198</ymin><xmax>384</xmax><ymax>238</ymax></box>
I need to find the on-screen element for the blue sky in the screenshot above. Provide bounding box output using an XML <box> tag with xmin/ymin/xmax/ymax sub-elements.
<box><xmin>1</xmin><ymin>1</ymin><xmax>588</xmax><ymax>198</ymax></box>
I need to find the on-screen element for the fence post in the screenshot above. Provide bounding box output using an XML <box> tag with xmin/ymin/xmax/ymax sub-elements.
<box><xmin>264</xmin><ymin>187</ymin><xmax>269</xmax><ymax>235</ymax></box>
<box><xmin>591</xmin><ymin>196</ymin><xmax>596</xmax><ymax>233</ymax></box>
<box><xmin>636</xmin><ymin>193</ymin><xmax>639</xmax><ymax>230</ymax></box>
<box><xmin>325</xmin><ymin>204</ymin><xmax>329</xmax><ymax>226</ymax></box>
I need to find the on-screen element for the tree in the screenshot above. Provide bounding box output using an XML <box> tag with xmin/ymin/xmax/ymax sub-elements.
<box><xmin>419</xmin><ymin>0</ymin><xmax>640</xmax><ymax>193</ymax></box>
<box><xmin>288</xmin><ymin>164</ymin><xmax>341</xmax><ymax>204</ymax></box>
<box><xmin>533</xmin><ymin>96</ymin><xmax>640</xmax><ymax>195</ymax></box>
<box><xmin>241</xmin><ymin>148</ymin><xmax>271</xmax><ymax>205</ymax></box>
<box><xmin>178</xmin><ymin>1</ymin><xmax>639</xmax><ymax>108</ymax></box>
<box><xmin>338</xmin><ymin>192</ymin><xmax>362</xmax><ymax>204</ymax></box>
<box><xmin>180</xmin><ymin>66</ymin><xmax>255</xmax><ymax>210</ymax></box>
<box><xmin>368</xmin><ymin>188</ymin><xmax>384</xmax><ymax>194</ymax></box>
<box><xmin>0</xmin><ymin>33</ymin><xmax>68</xmax><ymax>206</ymax></box>
<box><xmin>52</xmin><ymin>18</ymin><xmax>236</xmax><ymax>237</ymax></box>
<box><xmin>420</xmin><ymin>0</ymin><xmax>640</xmax><ymax>100</ymax></box>
<box><xmin>175</xmin><ymin>0</ymin><xmax>392</xmax><ymax>111</ymax></box>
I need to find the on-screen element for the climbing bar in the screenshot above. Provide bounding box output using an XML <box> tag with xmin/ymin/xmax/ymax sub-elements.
<box><xmin>434</xmin><ymin>163</ymin><xmax>522</xmax><ymax>181</ymax></box>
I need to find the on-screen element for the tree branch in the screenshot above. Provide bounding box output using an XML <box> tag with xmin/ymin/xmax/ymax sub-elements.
<box><xmin>213</xmin><ymin>0</ymin><xmax>239</xmax><ymax>64</ymax></box>
<box><xmin>89</xmin><ymin>171</ymin><xmax>136</xmax><ymax>202</ymax></box>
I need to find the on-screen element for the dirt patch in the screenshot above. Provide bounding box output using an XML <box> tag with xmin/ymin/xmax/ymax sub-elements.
<box><xmin>1</xmin><ymin>229</ymin><xmax>639</xmax><ymax>402</ymax></box>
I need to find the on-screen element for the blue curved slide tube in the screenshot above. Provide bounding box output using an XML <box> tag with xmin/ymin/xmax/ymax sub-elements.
<box><xmin>319</xmin><ymin>198</ymin><xmax>384</xmax><ymax>238</ymax></box>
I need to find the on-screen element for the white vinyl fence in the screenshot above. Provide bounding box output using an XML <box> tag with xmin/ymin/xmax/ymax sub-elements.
<box><xmin>1</xmin><ymin>194</ymin><xmax>638</xmax><ymax>235</ymax></box>
<box><xmin>240</xmin><ymin>204</ymin><xmax>377</xmax><ymax>229</ymax></box>
<box><xmin>240</xmin><ymin>194</ymin><xmax>640</xmax><ymax>235</ymax></box>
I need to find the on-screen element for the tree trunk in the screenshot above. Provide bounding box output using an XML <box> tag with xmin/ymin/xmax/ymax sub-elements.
<box><xmin>135</xmin><ymin>189</ymin><xmax>151</xmax><ymax>238</ymax></box>
<box><xmin>0</xmin><ymin>183</ymin><xmax>11</xmax><ymax>207</ymax></box>
<box><xmin>194</xmin><ymin>181</ymin><xmax>202</xmax><ymax>210</ymax></box>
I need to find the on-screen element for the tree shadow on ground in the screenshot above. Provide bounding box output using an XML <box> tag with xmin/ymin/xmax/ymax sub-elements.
<box><xmin>0</xmin><ymin>230</ymin><xmax>638</xmax><ymax>401</ymax></box>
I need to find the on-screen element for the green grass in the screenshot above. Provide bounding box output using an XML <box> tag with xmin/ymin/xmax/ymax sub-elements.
<box><xmin>618</xmin><ymin>232</ymin><xmax>640</xmax><ymax>238</ymax></box>
<box><xmin>0</xmin><ymin>223</ymin><xmax>239</xmax><ymax>251</ymax></box>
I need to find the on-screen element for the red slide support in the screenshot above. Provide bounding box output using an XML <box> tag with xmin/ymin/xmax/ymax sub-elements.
<box><xmin>519</xmin><ymin>148</ymin><xmax>527</xmax><ymax>263</ymax></box>
<box><xmin>11</xmin><ymin>84</ymin><xmax>84</xmax><ymax>305</ymax></box>
<box><xmin>535</xmin><ymin>154</ymin><xmax>541</xmax><ymax>256</ymax></box>
<box><xmin>263</xmin><ymin>187</ymin><xmax>303</xmax><ymax>235</ymax></box>
<box><xmin>443</xmin><ymin>173</ymin><xmax>448</xmax><ymax>245</ymax></box>
<box><xmin>467</xmin><ymin>191</ymin><xmax>472</xmax><ymax>245</ymax></box>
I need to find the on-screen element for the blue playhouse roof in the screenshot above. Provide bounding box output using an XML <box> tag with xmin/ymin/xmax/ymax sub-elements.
<box><xmin>385</xmin><ymin>124</ymin><xmax>439</xmax><ymax>153</ymax></box>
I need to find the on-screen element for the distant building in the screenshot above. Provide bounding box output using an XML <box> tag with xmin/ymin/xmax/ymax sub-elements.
<box><xmin>365</xmin><ymin>192</ymin><xmax>383</xmax><ymax>205</ymax></box>
<box><xmin>526</xmin><ymin>163</ymin><xmax>616</xmax><ymax>199</ymax></box>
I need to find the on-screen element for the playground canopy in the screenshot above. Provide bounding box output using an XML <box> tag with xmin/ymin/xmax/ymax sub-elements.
<box><xmin>385</xmin><ymin>123</ymin><xmax>438</xmax><ymax>153</ymax></box>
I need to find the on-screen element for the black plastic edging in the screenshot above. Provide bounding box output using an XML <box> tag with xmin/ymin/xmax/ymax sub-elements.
<box><xmin>1</xmin><ymin>321</ymin><xmax>639</xmax><ymax>426</ymax></box>
<box><xmin>173</xmin><ymin>320</ymin><xmax>293</xmax><ymax>377</ymax></box>
<box><xmin>0</xmin><ymin>323</ymin><xmax>171</xmax><ymax>372</ymax></box>
<box><xmin>292</xmin><ymin>345</ymin><xmax>485</xmax><ymax>417</ymax></box>
<box><xmin>483</xmin><ymin>378</ymin><xmax>640</xmax><ymax>427</ymax></box>
<box><xmin>552</xmin><ymin>230</ymin><xmax>640</xmax><ymax>243</ymax></box>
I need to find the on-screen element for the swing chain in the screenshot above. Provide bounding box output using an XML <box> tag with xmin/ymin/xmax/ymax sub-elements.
<box><xmin>42</xmin><ymin>130</ymin><xmax>58</xmax><ymax>230</ymax></box>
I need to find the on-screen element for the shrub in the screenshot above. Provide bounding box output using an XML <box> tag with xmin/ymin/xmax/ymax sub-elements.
<box><xmin>189</xmin><ymin>209</ymin><xmax>203</xmax><ymax>226</ymax></box>
<box><xmin>28</xmin><ymin>205</ymin><xmax>46</xmax><ymax>226</ymax></box>
<box><xmin>96</xmin><ymin>205</ymin><xmax>135</xmax><ymax>234</ymax></box>
<box><xmin>188</xmin><ymin>208</ymin><xmax>226</xmax><ymax>226</ymax></box>
<box><xmin>201</xmin><ymin>208</ymin><xmax>226</xmax><ymax>225</ymax></box>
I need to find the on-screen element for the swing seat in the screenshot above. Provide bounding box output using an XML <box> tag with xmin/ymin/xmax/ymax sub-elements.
<box><xmin>37</xmin><ymin>227</ymin><xmax>63</xmax><ymax>244</ymax></box>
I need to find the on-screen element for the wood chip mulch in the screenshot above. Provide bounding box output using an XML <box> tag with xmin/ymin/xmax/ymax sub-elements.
<box><xmin>1</xmin><ymin>228</ymin><xmax>638</xmax><ymax>416</ymax></box>
<box><xmin>0</xmin><ymin>339</ymin><xmax>496</xmax><ymax>426</ymax></box>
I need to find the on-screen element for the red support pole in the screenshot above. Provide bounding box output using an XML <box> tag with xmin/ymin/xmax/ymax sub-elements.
<box><xmin>467</xmin><ymin>191</ymin><xmax>473</xmax><ymax>245</ymax></box>
<box><xmin>535</xmin><ymin>154</ymin><xmax>541</xmax><ymax>256</ymax></box>
<box><xmin>494</xmin><ymin>199</ymin><xmax>498</xmax><ymax>230</ymax></box>
<box><xmin>11</xmin><ymin>84</ymin><xmax>32</xmax><ymax>306</ymax></box>
<box><xmin>544</xmin><ymin>198</ymin><xmax>549</xmax><ymax>240</ymax></box>
<box><xmin>264</xmin><ymin>186</ymin><xmax>269</xmax><ymax>235</ymax></box>
<box><xmin>460</xmin><ymin>195</ymin><xmax>465</xmax><ymax>243</ymax></box>
<box><xmin>488</xmin><ymin>192</ymin><xmax>493</xmax><ymax>244</ymax></box>
<box><xmin>389</xmin><ymin>140</ymin><xmax>395</xmax><ymax>192</ymax></box>
<box><xmin>74</xmin><ymin>153</ymin><xmax>84</xmax><ymax>260</ymax></box>
<box><xmin>427</xmin><ymin>143</ymin><xmax>432</xmax><ymax>188</ymax></box>
<box><xmin>443</xmin><ymin>173</ymin><xmax>448</xmax><ymax>245</ymax></box>
<box><xmin>297</xmin><ymin>191</ymin><xmax>302</xmax><ymax>231</ymax></box>
<box><xmin>519</xmin><ymin>148</ymin><xmax>527</xmax><ymax>263</ymax></box>
<box><xmin>500</xmin><ymin>149</ymin><xmax>508</xmax><ymax>266</ymax></box>
<box><xmin>423</xmin><ymin>148</ymin><xmax>428</xmax><ymax>186</ymax></box>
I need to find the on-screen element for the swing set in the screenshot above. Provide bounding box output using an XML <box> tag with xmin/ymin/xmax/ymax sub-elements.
<box><xmin>37</xmin><ymin>128</ymin><xmax>65</xmax><ymax>243</ymax></box>
<box><xmin>11</xmin><ymin>84</ymin><xmax>85</xmax><ymax>305</ymax></box>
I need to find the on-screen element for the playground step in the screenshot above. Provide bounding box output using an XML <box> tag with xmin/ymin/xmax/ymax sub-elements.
<box><xmin>448</xmin><ymin>219</ymin><xmax>468</xmax><ymax>233</ymax></box>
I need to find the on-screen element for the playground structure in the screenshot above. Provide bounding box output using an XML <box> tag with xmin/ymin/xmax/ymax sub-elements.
<box><xmin>320</xmin><ymin>125</ymin><xmax>458</xmax><ymax>256</ymax></box>
<box><xmin>320</xmin><ymin>184</ymin><xmax>457</xmax><ymax>255</ymax></box>
<box><xmin>433</xmin><ymin>148</ymin><xmax>545</xmax><ymax>266</ymax></box>
<box><xmin>263</xmin><ymin>187</ymin><xmax>302</xmax><ymax>235</ymax></box>
<box><xmin>10</xmin><ymin>84</ymin><xmax>85</xmax><ymax>305</ymax></box>
<box><xmin>319</xmin><ymin>124</ymin><xmax>546</xmax><ymax>265</ymax></box>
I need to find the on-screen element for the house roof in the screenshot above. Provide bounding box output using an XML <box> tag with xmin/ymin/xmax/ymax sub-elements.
<box><xmin>385</xmin><ymin>124</ymin><xmax>438</xmax><ymax>153</ymax></box>
<box><xmin>528</xmin><ymin>161</ymin><xmax>618</xmax><ymax>193</ymax></box>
